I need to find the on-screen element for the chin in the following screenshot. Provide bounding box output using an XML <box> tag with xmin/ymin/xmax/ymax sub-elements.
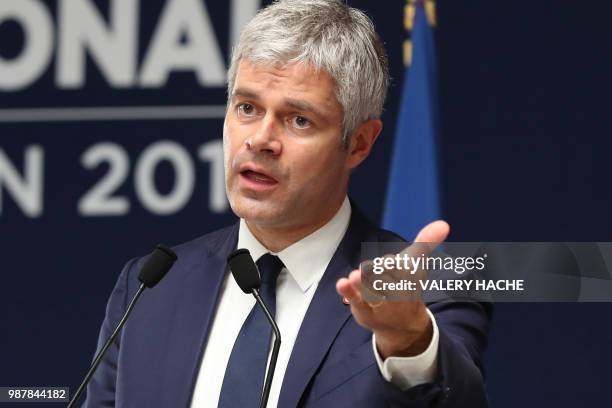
<box><xmin>229</xmin><ymin>195</ymin><xmax>285</xmax><ymax>225</ymax></box>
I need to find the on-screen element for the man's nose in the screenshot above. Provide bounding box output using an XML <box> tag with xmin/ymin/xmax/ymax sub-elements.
<box><xmin>247</xmin><ymin>114</ymin><xmax>282</xmax><ymax>155</ymax></box>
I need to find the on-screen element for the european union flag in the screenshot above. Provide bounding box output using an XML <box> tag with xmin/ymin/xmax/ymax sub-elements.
<box><xmin>383</xmin><ymin>2</ymin><xmax>440</xmax><ymax>240</ymax></box>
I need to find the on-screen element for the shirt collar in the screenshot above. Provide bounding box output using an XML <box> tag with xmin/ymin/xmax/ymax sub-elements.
<box><xmin>237</xmin><ymin>197</ymin><xmax>352</xmax><ymax>292</ymax></box>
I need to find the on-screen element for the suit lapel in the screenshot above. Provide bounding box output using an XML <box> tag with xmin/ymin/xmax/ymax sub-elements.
<box><xmin>278</xmin><ymin>209</ymin><xmax>372</xmax><ymax>407</ymax></box>
<box><xmin>159</xmin><ymin>224</ymin><xmax>239</xmax><ymax>408</ymax></box>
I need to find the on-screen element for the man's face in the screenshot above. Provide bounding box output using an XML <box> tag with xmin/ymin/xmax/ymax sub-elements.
<box><xmin>224</xmin><ymin>59</ymin><xmax>352</xmax><ymax>231</ymax></box>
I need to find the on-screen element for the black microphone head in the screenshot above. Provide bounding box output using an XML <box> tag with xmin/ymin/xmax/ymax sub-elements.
<box><xmin>138</xmin><ymin>244</ymin><xmax>178</xmax><ymax>288</ymax></box>
<box><xmin>227</xmin><ymin>248</ymin><xmax>261</xmax><ymax>294</ymax></box>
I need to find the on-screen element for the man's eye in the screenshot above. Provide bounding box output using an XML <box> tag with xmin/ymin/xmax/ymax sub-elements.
<box><xmin>238</xmin><ymin>103</ymin><xmax>256</xmax><ymax>116</ymax></box>
<box><xmin>291</xmin><ymin>116</ymin><xmax>311</xmax><ymax>129</ymax></box>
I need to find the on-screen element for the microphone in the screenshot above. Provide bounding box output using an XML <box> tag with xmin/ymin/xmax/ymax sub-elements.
<box><xmin>227</xmin><ymin>249</ymin><xmax>281</xmax><ymax>408</ymax></box>
<box><xmin>67</xmin><ymin>244</ymin><xmax>178</xmax><ymax>408</ymax></box>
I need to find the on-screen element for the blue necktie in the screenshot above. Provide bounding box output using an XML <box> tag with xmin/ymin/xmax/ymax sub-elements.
<box><xmin>218</xmin><ymin>253</ymin><xmax>284</xmax><ymax>407</ymax></box>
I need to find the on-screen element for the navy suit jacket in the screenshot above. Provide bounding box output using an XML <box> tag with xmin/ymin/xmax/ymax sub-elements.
<box><xmin>84</xmin><ymin>208</ymin><xmax>490</xmax><ymax>407</ymax></box>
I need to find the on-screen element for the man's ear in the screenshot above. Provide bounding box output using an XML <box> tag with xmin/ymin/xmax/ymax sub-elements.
<box><xmin>347</xmin><ymin>119</ymin><xmax>383</xmax><ymax>170</ymax></box>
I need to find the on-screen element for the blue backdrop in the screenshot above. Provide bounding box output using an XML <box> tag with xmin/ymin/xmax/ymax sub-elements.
<box><xmin>1</xmin><ymin>1</ymin><xmax>610</xmax><ymax>406</ymax></box>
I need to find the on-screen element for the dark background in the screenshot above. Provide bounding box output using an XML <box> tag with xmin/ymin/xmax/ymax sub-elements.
<box><xmin>0</xmin><ymin>1</ymin><xmax>610</xmax><ymax>406</ymax></box>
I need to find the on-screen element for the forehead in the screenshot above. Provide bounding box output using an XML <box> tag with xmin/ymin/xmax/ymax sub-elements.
<box><xmin>232</xmin><ymin>59</ymin><xmax>341</xmax><ymax>111</ymax></box>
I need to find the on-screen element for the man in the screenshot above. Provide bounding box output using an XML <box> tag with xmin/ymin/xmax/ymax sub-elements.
<box><xmin>85</xmin><ymin>1</ymin><xmax>490</xmax><ymax>406</ymax></box>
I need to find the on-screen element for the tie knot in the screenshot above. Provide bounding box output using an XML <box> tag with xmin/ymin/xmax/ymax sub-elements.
<box><xmin>256</xmin><ymin>254</ymin><xmax>284</xmax><ymax>285</ymax></box>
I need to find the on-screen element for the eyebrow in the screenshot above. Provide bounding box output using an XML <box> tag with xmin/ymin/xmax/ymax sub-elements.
<box><xmin>232</xmin><ymin>87</ymin><xmax>259</xmax><ymax>101</ymax></box>
<box><xmin>232</xmin><ymin>87</ymin><xmax>327</xmax><ymax>120</ymax></box>
<box><xmin>284</xmin><ymin>98</ymin><xmax>326</xmax><ymax>120</ymax></box>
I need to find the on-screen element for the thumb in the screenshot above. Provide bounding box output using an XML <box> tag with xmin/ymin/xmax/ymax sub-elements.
<box><xmin>414</xmin><ymin>220</ymin><xmax>450</xmax><ymax>246</ymax></box>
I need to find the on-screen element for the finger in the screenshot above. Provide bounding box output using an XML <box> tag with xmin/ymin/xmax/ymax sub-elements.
<box><xmin>347</xmin><ymin>270</ymin><xmax>365</xmax><ymax>303</ymax></box>
<box><xmin>352</xmin><ymin>268</ymin><xmax>386</xmax><ymax>305</ymax></box>
<box><xmin>336</xmin><ymin>274</ymin><xmax>360</xmax><ymax>302</ymax></box>
<box><xmin>337</xmin><ymin>273</ymin><xmax>378</xmax><ymax>330</ymax></box>
<box><xmin>348</xmin><ymin>268</ymin><xmax>362</xmax><ymax>290</ymax></box>
<box><xmin>338</xmin><ymin>270</ymin><xmax>375</xmax><ymax>308</ymax></box>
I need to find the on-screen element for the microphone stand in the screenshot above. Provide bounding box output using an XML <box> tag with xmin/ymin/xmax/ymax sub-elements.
<box><xmin>67</xmin><ymin>244</ymin><xmax>176</xmax><ymax>408</ymax></box>
<box><xmin>252</xmin><ymin>288</ymin><xmax>281</xmax><ymax>408</ymax></box>
<box><xmin>67</xmin><ymin>283</ymin><xmax>146</xmax><ymax>408</ymax></box>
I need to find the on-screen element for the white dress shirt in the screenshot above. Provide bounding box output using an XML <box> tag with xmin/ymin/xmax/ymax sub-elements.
<box><xmin>190</xmin><ymin>197</ymin><xmax>439</xmax><ymax>407</ymax></box>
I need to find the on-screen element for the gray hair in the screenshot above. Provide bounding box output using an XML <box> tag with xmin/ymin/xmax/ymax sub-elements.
<box><xmin>227</xmin><ymin>0</ymin><xmax>389</xmax><ymax>146</ymax></box>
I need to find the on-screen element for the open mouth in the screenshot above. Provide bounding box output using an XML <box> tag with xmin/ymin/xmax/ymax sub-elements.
<box><xmin>240</xmin><ymin>170</ymin><xmax>278</xmax><ymax>185</ymax></box>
